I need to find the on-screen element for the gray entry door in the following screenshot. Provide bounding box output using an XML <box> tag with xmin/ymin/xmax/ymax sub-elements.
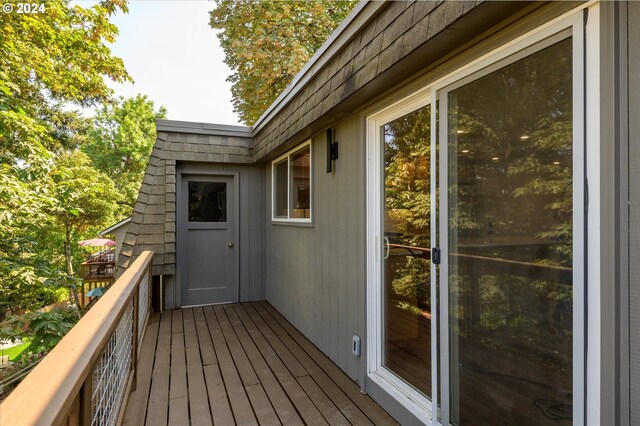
<box><xmin>179</xmin><ymin>175</ymin><xmax>237</xmax><ymax>306</ymax></box>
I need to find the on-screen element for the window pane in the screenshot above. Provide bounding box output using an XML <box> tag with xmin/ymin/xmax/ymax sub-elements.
<box><xmin>447</xmin><ymin>39</ymin><xmax>573</xmax><ymax>425</ymax></box>
<box><xmin>383</xmin><ymin>105</ymin><xmax>432</xmax><ymax>398</ymax></box>
<box><xmin>289</xmin><ymin>147</ymin><xmax>310</xmax><ymax>219</ymax></box>
<box><xmin>274</xmin><ymin>159</ymin><xmax>288</xmax><ymax>218</ymax></box>
<box><xmin>188</xmin><ymin>182</ymin><xmax>227</xmax><ymax>222</ymax></box>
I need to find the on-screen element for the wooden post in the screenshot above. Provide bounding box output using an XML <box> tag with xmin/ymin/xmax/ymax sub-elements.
<box><xmin>67</xmin><ymin>394</ymin><xmax>81</xmax><ymax>426</ymax></box>
<box><xmin>79</xmin><ymin>368</ymin><xmax>93</xmax><ymax>425</ymax></box>
<box><xmin>131</xmin><ymin>284</ymin><xmax>139</xmax><ymax>392</ymax></box>
<box><xmin>80</xmin><ymin>282</ymin><xmax>85</xmax><ymax>309</ymax></box>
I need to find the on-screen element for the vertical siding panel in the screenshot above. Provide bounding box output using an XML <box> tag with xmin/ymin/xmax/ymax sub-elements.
<box><xmin>629</xmin><ymin>2</ymin><xmax>640</xmax><ymax>422</ymax></box>
<box><xmin>240</xmin><ymin>164</ymin><xmax>250</xmax><ymax>301</ymax></box>
<box><xmin>263</xmin><ymin>118</ymin><xmax>365</xmax><ymax>380</ymax></box>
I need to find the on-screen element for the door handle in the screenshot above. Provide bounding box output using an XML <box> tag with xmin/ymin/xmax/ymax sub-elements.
<box><xmin>384</xmin><ymin>236</ymin><xmax>390</xmax><ymax>259</ymax></box>
<box><xmin>228</xmin><ymin>242</ymin><xmax>234</xmax><ymax>248</ymax></box>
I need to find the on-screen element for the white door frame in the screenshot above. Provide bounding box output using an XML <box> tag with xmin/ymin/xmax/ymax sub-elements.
<box><xmin>365</xmin><ymin>87</ymin><xmax>432</xmax><ymax>423</ymax></box>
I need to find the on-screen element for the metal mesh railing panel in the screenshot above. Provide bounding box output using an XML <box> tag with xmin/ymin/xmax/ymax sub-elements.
<box><xmin>91</xmin><ymin>301</ymin><xmax>133</xmax><ymax>426</ymax></box>
<box><xmin>137</xmin><ymin>273</ymin><xmax>149</xmax><ymax>348</ymax></box>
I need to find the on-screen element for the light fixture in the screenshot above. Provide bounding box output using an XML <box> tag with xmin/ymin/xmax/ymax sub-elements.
<box><xmin>326</xmin><ymin>128</ymin><xmax>339</xmax><ymax>173</ymax></box>
<box><xmin>520</xmin><ymin>135</ymin><xmax>529</xmax><ymax>140</ymax></box>
<box><xmin>456</xmin><ymin>130</ymin><xmax>466</xmax><ymax>134</ymax></box>
<box><xmin>553</xmin><ymin>161</ymin><xmax>561</xmax><ymax>165</ymax></box>
<box><xmin>461</xmin><ymin>149</ymin><xmax>470</xmax><ymax>153</ymax></box>
<box><xmin>492</xmin><ymin>157</ymin><xmax>499</xmax><ymax>161</ymax></box>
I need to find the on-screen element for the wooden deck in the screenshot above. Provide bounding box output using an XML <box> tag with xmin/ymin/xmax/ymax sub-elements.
<box><xmin>123</xmin><ymin>301</ymin><xmax>396</xmax><ymax>425</ymax></box>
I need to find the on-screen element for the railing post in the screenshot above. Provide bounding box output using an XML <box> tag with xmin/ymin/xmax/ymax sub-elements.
<box><xmin>79</xmin><ymin>367</ymin><xmax>94</xmax><ymax>425</ymax></box>
<box><xmin>131</xmin><ymin>284</ymin><xmax>139</xmax><ymax>392</ymax></box>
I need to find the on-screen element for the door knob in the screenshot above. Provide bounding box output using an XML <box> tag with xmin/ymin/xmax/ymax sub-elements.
<box><xmin>228</xmin><ymin>242</ymin><xmax>234</xmax><ymax>248</ymax></box>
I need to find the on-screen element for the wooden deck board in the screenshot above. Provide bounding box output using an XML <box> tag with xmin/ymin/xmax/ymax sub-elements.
<box><xmin>145</xmin><ymin>310</ymin><xmax>172</xmax><ymax>426</ymax></box>
<box><xmin>193</xmin><ymin>306</ymin><xmax>217</xmax><ymax>366</ymax></box>
<box><xmin>122</xmin><ymin>314</ymin><xmax>159</xmax><ymax>426</ymax></box>
<box><xmin>259</xmin><ymin>301</ymin><xmax>398</xmax><ymax>425</ymax></box>
<box><xmin>123</xmin><ymin>302</ymin><xmax>396</xmax><ymax>425</ymax></box>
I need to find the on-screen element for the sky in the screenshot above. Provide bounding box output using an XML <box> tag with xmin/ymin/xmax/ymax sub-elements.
<box><xmin>94</xmin><ymin>1</ymin><xmax>241</xmax><ymax>125</ymax></box>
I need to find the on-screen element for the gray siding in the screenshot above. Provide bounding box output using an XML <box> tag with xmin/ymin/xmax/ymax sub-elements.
<box><xmin>629</xmin><ymin>1</ymin><xmax>640</xmax><ymax>423</ymax></box>
<box><xmin>265</xmin><ymin>114</ymin><xmax>364</xmax><ymax>380</ymax></box>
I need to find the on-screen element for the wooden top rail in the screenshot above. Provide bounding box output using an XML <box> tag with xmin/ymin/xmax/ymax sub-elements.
<box><xmin>0</xmin><ymin>251</ymin><xmax>154</xmax><ymax>425</ymax></box>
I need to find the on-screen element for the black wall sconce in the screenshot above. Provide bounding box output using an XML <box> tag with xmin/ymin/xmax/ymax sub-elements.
<box><xmin>326</xmin><ymin>128</ymin><xmax>339</xmax><ymax>173</ymax></box>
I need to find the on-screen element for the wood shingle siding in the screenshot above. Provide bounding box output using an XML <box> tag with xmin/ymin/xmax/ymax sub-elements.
<box><xmin>117</xmin><ymin>124</ymin><xmax>253</xmax><ymax>278</ymax></box>
<box><xmin>251</xmin><ymin>0</ymin><xmax>535</xmax><ymax>163</ymax></box>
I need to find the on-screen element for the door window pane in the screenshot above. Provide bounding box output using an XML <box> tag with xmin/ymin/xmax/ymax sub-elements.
<box><xmin>188</xmin><ymin>182</ymin><xmax>227</xmax><ymax>222</ymax></box>
<box><xmin>383</xmin><ymin>104</ymin><xmax>432</xmax><ymax>397</ymax></box>
<box><xmin>290</xmin><ymin>146</ymin><xmax>310</xmax><ymax>219</ymax></box>
<box><xmin>447</xmin><ymin>38</ymin><xmax>573</xmax><ymax>425</ymax></box>
<box><xmin>274</xmin><ymin>160</ymin><xmax>288</xmax><ymax>218</ymax></box>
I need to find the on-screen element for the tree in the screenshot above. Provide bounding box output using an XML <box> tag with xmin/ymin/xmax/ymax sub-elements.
<box><xmin>83</xmin><ymin>95</ymin><xmax>167</xmax><ymax>218</ymax></box>
<box><xmin>0</xmin><ymin>0</ymin><xmax>131</xmax><ymax>317</ymax></box>
<box><xmin>47</xmin><ymin>151</ymin><xmax>120</xmax><ymax>309</ymax></box>
<box><xmin>209</xmin><ymin>0</ymin><xmax>356</xmax><ymax>124</ymax></box>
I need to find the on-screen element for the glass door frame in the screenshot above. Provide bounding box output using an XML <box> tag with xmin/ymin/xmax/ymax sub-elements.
<box><xmin>366</xmin><ymin>3</ymin><xmax>597</xmax><ymax>424</ymax></box>
<box><xmin>366</xmin><ymin>86</ymin><xmax>434</xmax><ymax>423</ymax></box>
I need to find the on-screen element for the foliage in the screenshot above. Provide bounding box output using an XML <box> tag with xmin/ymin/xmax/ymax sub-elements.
<box><xmin>384</xmin><ymin>105</ymin><xmax>432</xmax><ymax>308</ymax></box>
<box><xmin>1</xmin><ymin>307</ymin><xmax>78</xmax><ymax>353</ymax></box>
<box><xmin>0</xmin><ymin>0</ymin><xmax>130</xmax><ymax>319</ymax></box>
<box><xmin>210</xmin><ymin>0</ymin><xmax>356</xmax><ymax>124</ymax></box>
<box><xmin>83</xmin><ymin>94</ymin><xmax>167</xmax><ymax>218</ymax></box>
<box><xmin>46</xmin><ymin>151</ymin><xmax>120</xmax><ymax>309</ymax></box>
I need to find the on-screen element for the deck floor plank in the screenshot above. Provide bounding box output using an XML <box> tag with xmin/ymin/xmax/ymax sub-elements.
<box><xmin>258</xmin><ymin>301</ymin><xmax>398</xmax><ymax>425</ymax></box>
<box><xmin>205</xmin><ymin>305</ymin><xmax>259</xmax><ymax>426</ymax></box>
<box><xmin>183</xmin><ymin>308</ymin><xmax>214</xmax><ymax>426</ymax></box>
<box><xmin>122</xmin><ymin>314</ymin><xmax>160</xmax><ymax>426</ymax></box>
<box><xmin>225</xmin><ymin>305</ymin><xmax>304</xmax><ymax>426</ymax></box>
<box><xmin>241</xmin><ymin>303</ymin><xmax>372</xmax><ymax>425</ymax></box>
<box><xmin>214</xmin><ymin>305</ymin><xmax>260</xmax><ymax>387</ymax></box>
<box><xmin>123</xmin><ymin>302</ymin><xmax>396</xmax><ymax>425</ymax></box>
<box><xmin>245</xmin><ymin>384</ymin><xmax>282</xmax><ymax>426</ymax></box>
<box><xmin>203</xmin><ymin>364</ymin><xmax>235</xmax><ymax>425</ymax></box>
<box><xmin>168</xmin><ymin>330</ymin><xmax>188</xmax><ymax>426</ymax></box>
<box><xmin>235</xmin><ymin>304</ymin><xmax>328</xmax><ymax>426</ymax></box>
<box><xmin>193</xmin><ymin>306</ymin><xmax>217</xmax><ymax>366</ymax></box>
<box><xmin>145</xmin><ymin>312</ymin><xmax>172</xmax><ymax>426</ymax></box>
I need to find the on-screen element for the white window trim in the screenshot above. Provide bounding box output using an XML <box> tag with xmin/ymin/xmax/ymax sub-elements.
<box><xmin>365</xmin><ymin>2</ymin><xmax>600</xmax><ymax>424</ymax></box>
<box><xmin>271</xmin><ymin>140</ymin><xmax>313</xmax><ymax>223</ymax></box>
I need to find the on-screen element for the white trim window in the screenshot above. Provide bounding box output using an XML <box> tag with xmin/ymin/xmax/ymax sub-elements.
<box><xmin>272</xmin><ymin>141</ymin><xmax>312</xmax><ymax>222</ymax></box>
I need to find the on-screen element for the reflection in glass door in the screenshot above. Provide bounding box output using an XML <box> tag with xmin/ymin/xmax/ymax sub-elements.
<box><xmin>445</xmin><ymin>38</ymin><xmax>573</xmax><ymax>425</ymax></box>
<box><xmin>382</xmin><ymin>105</ymin><xmax>432</xmax><ymax>397</ymax></box>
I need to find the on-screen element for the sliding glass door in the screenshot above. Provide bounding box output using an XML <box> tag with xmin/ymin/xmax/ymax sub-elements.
<box><xmin>443</xmin><ymin>37</ymin><xmax>574</xmax><ymax>426</ymax></box>
<box><xmin>367</xmin><ymin>14</ymin><xmax>584</xmax><ymax>426</ymax></box>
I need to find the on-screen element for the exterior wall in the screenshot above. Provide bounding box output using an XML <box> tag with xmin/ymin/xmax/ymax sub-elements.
<box><xmin>252</xmin><ymin>0</ymin><xmax>538</xmax><ymax>163</ymax></box>
<box><xmin>118</xmin><ymin>127</ymin><xmax>253</xmax><ymax>277</ymax></box>
<box><xmin>117</xmin><ymin>124</ymin><xmax>257</xmax><ymax>309</ymax></box>
<box><xmin>265</xmin><ymin>114</ymin><xmax>364</xmax><ymax>381</ymax></box>
<box><xmin>629</xmin><ymin>1</ymin><xmax>640</xmax><ymax>423</ymax></box>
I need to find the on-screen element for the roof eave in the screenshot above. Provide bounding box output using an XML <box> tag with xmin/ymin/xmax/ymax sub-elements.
<box><xmin>250</xmin><ymin>0</ymin><xmax>387</xmax><ymax>136</ymax></box>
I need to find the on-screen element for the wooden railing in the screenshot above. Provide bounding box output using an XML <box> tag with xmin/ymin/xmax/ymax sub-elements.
<box><xmin>0</xmin><ymin>251</ymin><xmax>154</xmax><ymax>425</ymax></box>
